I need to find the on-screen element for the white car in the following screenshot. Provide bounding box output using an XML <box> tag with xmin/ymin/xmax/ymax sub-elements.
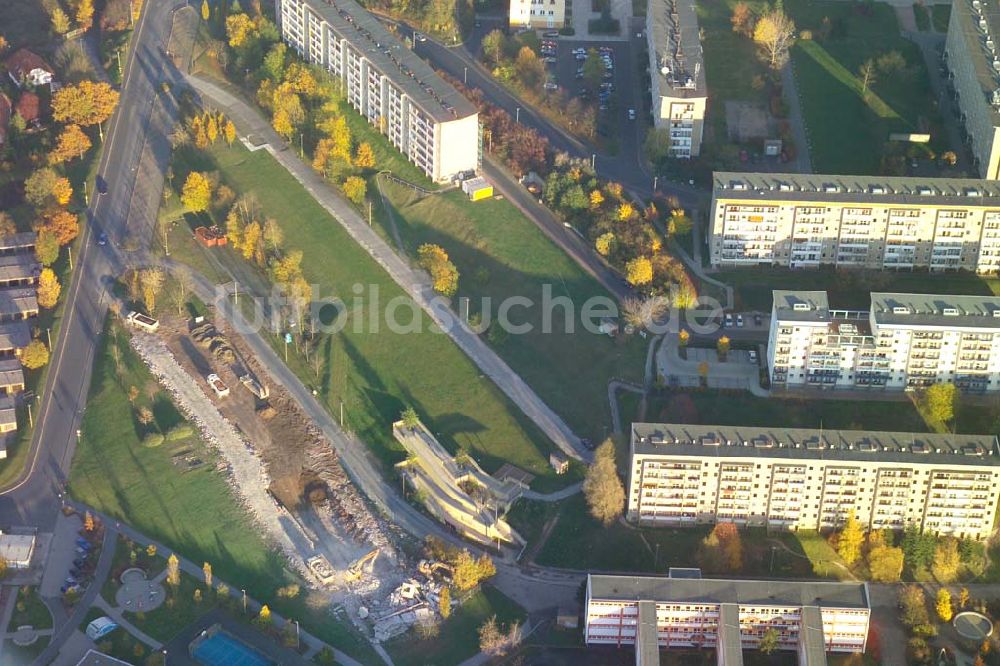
<box><xmin>627</xmin><ymin>108</ymin><xmax>636</xmax><ymax>120</ymax></box>
<box><xmin>748</xmin><ymin>350</ymin><xmax>758</xmax><ymax>363</ymax></box>
<box><xmin>736</xmin><ymin>314</ymin><xmax>744</xmax><ymax>327</ymax></box>
<box><xmin>724</xmin><ymin>313</ymin><xmax>733</xmax><ymax>328</ymax></box>
<box><xmin>543</xmin><ymin>82</ymin><xmax>558</xmax><ymax>91</ymax></box>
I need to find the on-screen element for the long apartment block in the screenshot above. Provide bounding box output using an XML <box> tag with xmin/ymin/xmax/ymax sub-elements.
<box><xmin>277</xmin><ymin>0</ymin><xmax>479</xmax><ymax>182</ymax></box>
<box><xmin>646</xmin><ymin>0</ymin><xmax>706</xmax><ymax>157</ymax></box>
<box><xmin>627</xmin><ymin>422</ymin><xmax>1000</xmax><ymax>540</ymax></box>
<box><xmin>944</xmin><ymin>0</ymin><xmax>1000</xmax><ymax>179</ymax></box>
<box><xmin>710</xmin><ymin>172</ymin><xmax>1000</xmax><ymax>272</ymax></box>
<box><xmin>585</xmin><ymin>573</ymin><xmax>870</xmax><ymax>665</ymax></box>
<box><xmin>769</xmin><ymin>290</ymin><xmax>1000</xmax><ymax>392</ymax></box>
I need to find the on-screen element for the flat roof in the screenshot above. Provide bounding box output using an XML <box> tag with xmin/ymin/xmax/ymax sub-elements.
<box><xmin>713</xmin><ymin>171</ymin><xmax>1000</xmax><ymax>207</ymax></box>
<box><xmin>0</xmin><ymin>533</ymin><xmax>33</xmax><ymax>563</ymax></box>
<box><xmin>648</xmin><ymin>0</ymin><xmax>705</xmax><ymax>97</ymax></box>
<box><xmin>0</xmin><ymin>254</ymin><xmax>38</xmax><ymax>283</ymax></box>
<box><xmin>950</xmin><ymin>0</ymin><xmax>1000</xmax><ymax>127</ymax></box>
<box><xmin>871</xmin><ymin>292</ymin><xmax>1000</xmax><ymax>329</ymax></box>
<box><xmin>300</xmin><ymin>0</ymin><xmax>477</xmax><ymax>122</ymax></box>
<box><xmin>636</xmin><ymin>600</ymin><xmax>660</xmax><ymax>666</ymax></box>
<box><xmin>772</xmin><ymin>290</ymin><xmax>831</xmax><ymax>323</ymax></box>
<box><xmin>631</xmin><ymin>422</ymin><xmax>1000</xmax><ymax>467</ymax></box>
<box><xmin>588</xmin><ymin>574</ymin><xmax>870</xmax><ymax>609</ymax></box>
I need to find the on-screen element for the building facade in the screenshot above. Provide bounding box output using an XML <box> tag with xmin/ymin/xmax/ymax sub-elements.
<box><xmin>944</xmin><ymin>0</ymin><xmax>1000</xmax><ymax>180</ymax></box>
<box><xmin>710</xmin><ymin>172</ymin><xmax>1000</xmax><ymax>272</ymax></box>
<box><xmin>509</xmin><ymin>0</ymin><xmax>565</xmax><ymax>29</ymax></box>
<box><xmin>626</xmin><ymin>422</ymin><xmax>1000</xmax><ymax>540</ymax></box>
<box><xmin>585</xmin><ymin>573</ymin><xmax>870</xmax><ymax>663</ymax></box>
<box><xmin>769</xmin><ymin>290</ymin><xmax>1000</xmax><ymax>393</ymax></box>
<box><xmin>646</xmin><ymin>0</ymin><xmax>706</xmax><ymax>157</ymax></box>
<box><xmin>277</xmin><ymin>0</ymin><xmax>479</xmax><ymax>182</ymax></box>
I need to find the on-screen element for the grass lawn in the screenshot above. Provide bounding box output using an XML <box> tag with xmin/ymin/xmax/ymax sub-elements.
<box><xmin>81</xmin><ymin>607</ymin><xmax>156</xmax><ymax>664</ymax></box>
<box><xmin>787</xmin><ymin>0</ymin><xmax>942</xmax><ymax>173</ymax></box>
<box><xmin>931</xmin><ymin>3</ymin><xmax>951</xmax><ymax>31</ymax></box>
<box><xmin>8</xmin><ymin>587</ymin><xmax>52</xmax><ymax>631</ymax></box>
<box><xmin>377</xmin><ymin>180</ymin><xmax>647</xmax><ymax>444</ymax></box>
<box><xmin>167</xmin><ymin>140</ymin><xmax>567</xmax><ymax>486</ymax></box>
<box><xmin>68</xmin><ymin>319</ymin><xmax>376</xmax><ymax>663</ymax></box>
<box><xmin>385</xmin><ymin>585</ymin><xmax>525</xmax><ymax>666</ymax></box>
<box><xmin>507</xmin><ymin>498</ymin><xmax>559</xmax><ymax>547</ymax></box>
<box><xmin>127</xmin><ymin>571</ymin><xmax>219</xmax><ymax>643</ymax></box>
<box><xmin>719</xmin><ymin>266</ymin><xmax>1000</xmax><ymax>312</ymax></box>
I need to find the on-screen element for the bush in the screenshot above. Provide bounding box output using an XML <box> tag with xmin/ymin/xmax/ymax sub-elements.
<box><xmin>559</xmin><ymin>26</ymin><xmax>576</xmax><ymax>36</ymax></box>
<box><xmin>142</xmin><ymin>432</ymin><xmax>165</xmax><ymax>448</ymax></box>
<box><xmin>165</xmin><ymin>424</ymin><xmax>196</xmax><ymax>441</ymax></box>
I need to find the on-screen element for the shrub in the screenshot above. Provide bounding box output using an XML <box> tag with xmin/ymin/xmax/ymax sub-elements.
<box><xmin>166</xmin><ymin>424</ymin><xmax>196</xmax><ymax>441</ymax></box>
<box><xmin>142</xmin><ymin>432</ymin><xmax>165</xmax><ymax>448</ymax></box>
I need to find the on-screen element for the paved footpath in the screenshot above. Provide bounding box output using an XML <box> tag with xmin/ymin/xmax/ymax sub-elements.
<box><xmin>185</xmin><ymin>74</ymin><xmax>588</xmax><ymax>463</ymax></box>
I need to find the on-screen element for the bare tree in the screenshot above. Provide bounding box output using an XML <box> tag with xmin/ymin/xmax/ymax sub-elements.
<box><xmin>478</xmin><ymin>616</ymin><xmax>524</xmax><ymax>657</ymax></box>
<box><xmin>622</xmin><ymin>295</ymin><xmax>670</xmax><ymax>330</ymax></box>
<box><xmin>859</xmin><ymin>59</ymin><xmax>876</xmax><ymax>96</ymax></box>
<box><xmin>583</xmin><ymin>439</ymin><xmax>625</xmax><ymax>526</ymax></box>
<box><xmin>753</xmin><ymin>10</ymin><xmax>796</xmax><ymax>69</ymax></box>
<box><xmin>138</xmin><ymin>268</ymin><xmax>165</xmax><ymax>312</ymax></box>
<box><xmin>170</xmin><ymin>272</ymin><xmax>192</xmax><ymax>315</ymax></box>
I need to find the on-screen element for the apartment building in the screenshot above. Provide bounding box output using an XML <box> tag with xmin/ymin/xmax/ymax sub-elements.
<box><xmin>710</xmin><ymin>172</ymin><xmax>1000</xmax><ymax>272</ymax></box>
<box><xmin>944</xmin><ymin>0</ymin><xmax>1000</xmax><ymax>179</ymax></box>
<box><xmin>769</xmin><ymin>290</ymin><xmax>1000</xmax><ymax>393</ymax></box>
<box><xmin>646</xmin><ymin>0</ymin><xmax>706</xmax><ymax>158</ymax></box>
<box><xmin>585</xmin><ymin>573</ymin><xmax>870</xmax><ymax>665</ymax></box>
<box><xmin>277</xmin><ymin>0</ymin><xmax>479</xmax><ymax>182</ymax></box>
<box><xmin>627</xmin><ymin>422</ymin><xmax>1000</xmax><ymax>540</ymax></box>
<box><xmin>509</xmin><ymin>0</ymin><xmax>565</xmax><ymax>29</ymax></box>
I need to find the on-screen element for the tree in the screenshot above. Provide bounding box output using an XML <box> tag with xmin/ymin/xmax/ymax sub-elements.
<box><xmin>84</xmin><ymin>511</ymin><xmax>95</xmax><ymax>531</ymax></box>
<box><xmin>514</xmin><ymin>47</ymin><xmax>545</xmax><ymax>89</ymax></box>
<box><xmin>193</xmin><ymin>588</ymin><xmax>203</xmax><ymax>604</ymax></box>
<box><xmin>201</xmin><ymin>0</ymin><xmax>210</xmax><ymax>20</ymax></box>
<box><xmin>51</xmin><ymin>7</ymin><xmax>71</xmax><ymax>34</ymax></box>
<box><xmin>478</xmin><ymin>615</ymin><xmax>522</xmax><ymax>657</ymax></box>
<box><xmin>24</xmin><ymin>168</ymin><xmax>73</xmax><ymax>209</ymax></box>
<box><xmin>858</xmin><ymin>59</ymin><xmax>877</xmax><ymax>96</ymax></box>
<box><xmin>583</xmin><ymin>439</ymin><xmax>625</xmax><ymax>526</ymax></box>
<box><xmin>582</xmin><ymin>49</ymin><xmax>605</xmax><ymax>91</ymax></box>
<box><xmin>400</xmin><ymin>406</ymin><xmax>420</xmax><ymax>429</ymax></box>
<box><xmin>698</xmin><ymin>522</ymin><xmax>743</xmax><ymax>573</ymax></box>
<box><xmin>51</xmin><ymin>125</ymin><xmax>92</xmax><ymax>164</ymax></box>
<box><xmin>617</xmin><ymin>202</ymin><xmax>635</xmax><ymax>220</ymax></box>
<box><xmin>224</xmin><ymin>119</ymin><xmax>237</xmax><ymax>146</ymax></box>
<box><xmin>439</xmin><ymin>586</ymin><xmax>451</xmax><ymax>619</ymax></box>
<box><xmin>668</xmin><ymin>209</ymin><xmax>693</xmax><ymax>237</ymax></box>
<box><xmin>37</xmin><ymin>268</ymin><xmax>61</xmax><ymax>309</ymax></box>
<box><xmin>625</xmin><ymin>257</ymin><xmax>653</xmax><ymax>286</ymax></box>
<box><xmin>868</xmin><ymin>545</ymin><xmax>904</xmax><ymax>582</ymax></box>
<box><xmin>262</xmin><ymin>218</ymin><xmax>283</xmax><ymax>253</ymax></box>
<box><xmin>205</xmin><ymin>114</ymin><xmax>219</xmax><ymax>144</ymax></box>
<box><xmin>241</xmin><ymin>221</ymin><xmax>264</xmax><ymax>265</ymax></box>
<box><xmin>836</xmin><ymin>510</ymin><xmax>864</xmax><ymax>565</ymax></box>
<box><xmin>418</xmin><ymin>243</ymin><xmax>459</xmax><ymax>297</ymax></box>
<box><xmin>20</xmin><ymin>340</ymin><xmax>49</xmax><ymax>370</ymax></box>
<box><xmin>595</xmin><ymin>232</ymin><xmax>614</xmax><ymax>256</ymax></box>
<box><xmin>450</xmin><ymin>550</ymin><xmax>496</xmax><ymax>591</ymax></box>
<box><xmin>922</xmin><ymin>383</ymin><xmax>957</xmax><ymax>426</ymax></box>
<box><xmin>899</xmin><ymin>585</ymin><xmax>929</xmax><ymax>628</ymax></box>
<box><xmin>936</xmin><ymin>588</ymin><xmax>953</xmax><ymax>622</ymax></box>
<box><xmin>753</xmin><ymin>10</ymin><xmax>796</xmax><ymax>69</ymax></box>
<box><xmin>932</xmin><ymin>537</ymin><xmax>961</xmax><ymax>583</ymax></box>
<box><xmin>482</xmin><ymin>29</ymin><xmax>506</xmax><ymax>66</ymax></box>
<box><xmin>354</xmin><ymin>142</ymin><xmax>376</xmax><ymax>169</ymax></box>
<box><xmin>270</xmin><ymin>250</ymin><xmax>303</xmax><ymax>286</ymax></box>
<box><xmin>166</xmin><ymin>554</ymin><xmax>180</xmax><ymax>586</ymax></box>
<box><xmin>137</xmin><ymin>406</ymin><xmax>153</xmax><ymax>428</ymax></box>
<box><xmin>257</xmin><ymin>604</ymin><xmax>272</xmax><ymax>626</ymax></box>
<box><xmin>759</xmin><ymin>626</ymin><xmax>780</xmax><ymax>655</ymax></box>
<box><xmin>77</xmin><ymin>0</ymin><xmax>95</xmax><ymax>29</ymax></box>
<box><xmin>42</xmin><ymin>209</ymin><xmax>80</xmax><ymax>245</ymax></box>
<box><xmin>731</xmin><ymin>1</ymin><xmax>756</xmax><ymax>36</ymax></box>
<box><xmin>35</xmin><ymin>231</ymin><xmax>60</xmax><ymax>266</ymax></box>
<box><xmin>716</xmin><ymin>335</ymin><xmax>731</xmax><ymax>359</ymax></box>
<box><xmin>679</xmin><ymin>328</ymin><xmax>690</xmax><ymax>348</ymax></box>
<box><xmin>203</xmin><ymin>562</ymin><xmax>213</xmax><ymax>587</ymax></box>
<box><xmin>901</xmin><ymin>525</ymin><xmax>937</xmax><ymax>572</ymax></box>
<box><xmin>139</xmin><ymin>268</ymin><xmax>164</xmax><ymax>312</ymax></box>
<box><xmin>342</xmin><ymin>176</ymin><xmax>366</xmax><ymax>205</ymax></box>
<box><xmin>941</xmin><ymin>151</ymin><xmax>958</xmax><ymax>166</ymax></box>
<box><xmin>590</xmin><ymin>190</ymin><xmax>604</xmax><ymax>209</ymax></box>
<box><xmin>959</xmin><ymin>586</ymin><xmax>970</xmax><ymax>610</ymax></box>
<box><xmin>147</xmin><ymin>544</ymin><xmax>157</xmax><ymax>557</ymax></box>
<box><xmin>0</xmin><ymin>213</ymin><xmax>14</xmax><ymax>240</ymax></box>
<box><xmin>52</xmin><ymin>81</ymin><xmax>120</xmax><ymax>128</ymax></box>
<box><xmin>181</xmin><ymin>172</ymin><xmax>213</xmax><ymax>212</ymax></box>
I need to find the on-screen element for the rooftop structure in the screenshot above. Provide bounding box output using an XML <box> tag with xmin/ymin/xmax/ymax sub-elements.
<box><xmin>0</xmin><ymin>254</ymin><xmax>40</xmax><ymax>288</ymax></box>
<box><xmin>0</xmin><ymin>532</ymin><xmax>34</xmax><ymax>569</ymax></box>
<box><xmin>4</xmin><ymin>49</ymin><xmax>54</xmax><ymax>88</ymax></box>
<box><xmin>0</xmin><ymin>287</ymin><xmax>39</xmax><ymax>321</ymax></box>
<box><xmin>0</xmin><ymin>321</ymin><xmax>31</xmax><ymax>354</ymax></box>
<box><xmin>0</xmin><ymin>358</ymin><xmax>26</xmax><ymax>395</ymax></box>
<box><xmin>646</xmin><ymin>0</ymin><xmax>707</xmax><ymax>157</ymax></box>
<box><xmin>0</xmin><ymin>232</ymin><xmax>38</xmax><ymax>256</ymax></box>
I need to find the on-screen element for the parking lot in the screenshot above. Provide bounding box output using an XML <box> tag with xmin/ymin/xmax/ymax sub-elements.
<box><xmin>540</xmin><ymin>37</ymin><xmax>638</xmax><ymax>143</ymax></box>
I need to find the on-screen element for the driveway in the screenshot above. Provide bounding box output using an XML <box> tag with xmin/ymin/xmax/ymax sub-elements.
<box><xmin>657</xmin><ymin>338</ymin><xmax>769</xmax><ymax>396</ymax></box>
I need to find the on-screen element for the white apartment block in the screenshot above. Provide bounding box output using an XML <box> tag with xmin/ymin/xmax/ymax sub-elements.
<box><xmin>277</xmin><ymin>0</ymin><xmax>479</xmax><ymax>182</ymax></box>
<box><xmin>710</xmin><ymin>172</ymin><xmax>1000</xmax><ymax>272</ymax></box>
<box><xmin>627</xmin><ymin>422</ymin><xmax>1000</xmax><ymax>540</ymax></box>
<box><xmin>646</xmin><ymin>0</ymin><xmax>706</xmax><ymax>158</ymax></box>
<box><xmin>509</xmin><ymin>0</ymin><xmax>565</xmax><ymax>29</ymax></box>
<box><xmin>769</xmin><ymin>290</ymin><xmax>1000</xmax><ymax>393</ymax></box>
<box><xmin>944</xmin><ymin>0</ymin><xmax>1000</xmax><ymax>180</ymax></box>
<box><xmin>585</xmin><ymin>573</ymin><xmax>870</xmax><ymax>665</ymax></box>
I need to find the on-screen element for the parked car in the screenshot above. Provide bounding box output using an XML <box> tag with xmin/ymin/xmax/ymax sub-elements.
<box><xmin>724</xmin><ymin>313</ymin><xmax>733</xmax><ymax>327</ymax></box>
<box><xmin>543</xmin><ymin>82</ymin><xmax>558</xmax><ymax>91</ymax></box>
<box><xmin>748</xmin><ymin>350</ymin><xmax>758</xmax><ymax>363</ymax></box>
<box><xmin>575</xmin><ymin>53</ymin><xmax>587</xmax><ymax>61</ymax></box>
<box><xmin>96</xmin><ymin>175</ymin><xmax>108</xmax><ymax>195</ymax></box>
<box><xmin>544</xmin><ymin>56</ymin><xmax>557</xmax><ymax>64</ymax></box>
<box><xmin>544</xmin><ymin>30</ymin><xmax>560</xmax><ymax>37</ymax></box>
<box><xmin>754</xmin><ymin>313</ymin><xmax>763</xmax><ymax>327</ymax></box>
<box><xmin>627</xmin><ymin>108</ymin><xmax>636</xmax><ymax>120</ymax></box>
<box><xmin>736</xmin><ymin>314</ymin><xmax>744</xmax><ymax>327</ymax></box>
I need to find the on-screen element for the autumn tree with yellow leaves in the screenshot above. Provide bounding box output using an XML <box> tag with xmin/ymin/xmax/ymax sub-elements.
<box><xmin>418</xmin><ymin>244</ymin><xmax>459</xmax><ymax>297</ymax></box>
<box><xmin>625</xmin><ymin>256</ymin><xmax>653</xmax><ymax>286</ymax></box>
<box><xmin>50</xmin><ymin>125</ymin><xmax>92</xmax><ymax>164</ymax></box>
<box><xmin>52</xmin><ymin>81</ymin><xmax>119</xmax><ymax>132</ymax></box>
<box><xmin>181</xmin><ymin>172</ymin><xmax>213</xmax><ymax>212</ymax></box>
<box><xmin>37</xmin><ymin>268</ymin><xmax>62</xmax><ymax>309</ymax></box>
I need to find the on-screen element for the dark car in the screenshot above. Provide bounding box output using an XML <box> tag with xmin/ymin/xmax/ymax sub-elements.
<box><xmin>96</xmin><ymin>175</ymin><xmax>108</xmax><ymax>195</ymax></box>
<box><xmin>543</xmin><ymin>30</ymin><xmax>559</xmax><ymax>37</ymax></box>
<box><xmin>97</xmin><ymin>231</ymin><xmax>108</xmax><ymax>246</ymax></box>
<box><xmin>73</xmin><ymin>558</ymin><xmax>86</xmax><ymax>568</ymax></box>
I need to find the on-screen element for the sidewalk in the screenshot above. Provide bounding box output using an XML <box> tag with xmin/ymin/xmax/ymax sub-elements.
<box><xmin>658</xmin><ymin>337</ymin><xmax>770</xmax><ymax>397</ymax></box>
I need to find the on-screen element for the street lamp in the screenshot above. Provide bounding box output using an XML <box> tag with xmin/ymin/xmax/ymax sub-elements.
<box><xmin>242</xmin><ymin>588</ymin><xmax>247</xmax><ymax>614</ymax></box>
<box><xmin>516</xmin><ymin>107</ymin><xmax>521</xmax><ymax>124</ymax></box>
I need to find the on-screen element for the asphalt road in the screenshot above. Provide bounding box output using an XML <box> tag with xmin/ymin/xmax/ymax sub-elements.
<box><xmin>0</xmin><ymin>0</ymin><xmax>185</xmax><ymax>529</ymax></box>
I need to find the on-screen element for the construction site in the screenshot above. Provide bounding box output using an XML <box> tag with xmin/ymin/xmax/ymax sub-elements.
<box><xmin>125</xmin><ymin>308</ymin><xmax>461</xmax><ymax>643</ymax></box>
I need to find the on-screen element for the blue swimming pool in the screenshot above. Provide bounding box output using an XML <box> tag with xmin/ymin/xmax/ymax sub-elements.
<box><xmin>191</xmin><ymin>631</ymin><xmax>273</xmax><ymax>666</ymax></box>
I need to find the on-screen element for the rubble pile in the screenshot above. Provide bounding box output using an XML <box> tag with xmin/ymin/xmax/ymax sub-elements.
<box><xmin>368</xmin><ymin>561</ymin><xmax>454</xmax><ymax>642</ymax></box>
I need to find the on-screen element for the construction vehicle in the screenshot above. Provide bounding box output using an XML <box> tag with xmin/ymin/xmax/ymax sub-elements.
<box><xmin>239</xmin><ymin>374</ymin><xmax>270</xmax><ymax>399</ymax></box>
<box><xmin>344</xmin><ymin>548</ymin><xmax>380</xmax><ymax>582</ymax></box>
<box><xmin>125</xmin><ymin>311</ymin><xmax>159</xmax><ymax>332</ymax></box>
<box><xmin>206</xmin><ymin>373</ymin><xmax>230</xmax><ymax>398</ymax></box>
